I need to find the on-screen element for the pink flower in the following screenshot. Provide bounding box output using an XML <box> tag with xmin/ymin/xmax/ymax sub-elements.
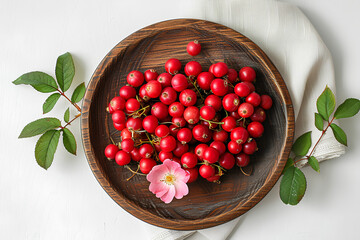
<box><xmin>146</xmin><ymin>159</ymin><xmax>190</xmax><ymax>204</ymax></box>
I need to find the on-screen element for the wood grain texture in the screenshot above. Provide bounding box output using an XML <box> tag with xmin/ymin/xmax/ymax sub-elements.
<box><xmin>81</xmin><ymin>19</ymin><xmax>295</xmax><ymax>230</ymax></box>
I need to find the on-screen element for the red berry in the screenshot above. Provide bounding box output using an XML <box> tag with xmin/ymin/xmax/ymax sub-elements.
<box><xmin>179</xmin><ymin>89</ymin><xmax>197</xmax><ymax>106</ymax></box>
<box><xmin>195</xmin><ymin>143</ymin><xmax>208</xmax><ymax>160</ymax></box>
<box><xmin>210</xmin><ymin>141</ymin><xmax>226</xmax><ymax>155</ymax></box>
<box><xmin>165</xmin><ymin>58</ymin><xmax>181</xmax><ymax>75</ymax></box>
<box><xmin>227</xmin><ymin>140</ymin><xmax>242</xmax><ymax>154</ymax></box>
<box><xmin>236</xmin><ymin>153</ymin><xmax>250</xmax><ymax>167</ymax></box>
<box><xmin>203</xmin><ymin>147</ymin><xmax>220</xmax><ymax>164</ymax></box>
<box><xmin>181</xmin><ymin>152</ymin><xmax>198</xmax><ymax>168</ymax></box>
<box><xmin>126</xmin><ymin>117</ymin><xmax>142</xmax><ymax>131</ymax></box>
<box><xmin>125</xmin><ymin>98</ymin><xmax>140</xmax><ymax>113</ymax></box>
<box><xmin>169</xmin><ymin>125</ymin><xmax>180</xmax><ymax>137</ymax></box>
<box><xmin>119</xmin><ymin>86</ymin><xmax>136</xmax><ymax>100</ymax></box>
<box><xmin>226</xmin><ymin>68</ymin><xmax>238</xmax><ymax>83</ymax></box>
<box><xmin>246</xmin><ymin>92</ymin><xmax>261</xmax><ymax>107</ymax></box>
<box><xmin>213</xmin><ymin>130</ymin><xmax>228</xmax><ymax>142</ymax></box>
<box><xmin>159</xmin><ymin>151</ymin><xmax>173</xmax><ymax>162</ymax></box>
<box><xmin>151</xmin><ymin>102</ymin><xmax>168</xmax><ymax>120</ymax></box>
<box><xmin>206</xmin><ymin>173</ymin><xmax>220</xmax><ymax>183</ymax></box>
<box><xmin>238</xmin><ymin>102</ymin><xmax>254</xmax><ymax>118</ymax></box>
<box><xmin>234</xmin><ymin>82</ymin><xmax>251</xmax><ymax>97</ymax></box>
<box><xmin>155</xmin><ymin>125</ymin><xmax>170</xmax><ymax>138</ymax></box>
<box><xmin>172</xmin><ymin>117</ymin><xmax>186</xmax><ymax>128</ymax></box>
<box><xmin>177</xmin><ymin>128</ymin><xmax>192</xmax><ymax>144</ymax></box>
<box><xmin>242</xmin><ymin>81</ymin><xmax>255</xmax><ymax>92</ymax></box>
<box><xmin>184</xmin><ymin>106</ymin><xmax>200</xmax><ymax>124</ymax></box>
<box><xmin>200</xmin><ymin>106</ymin><xmax>216</xmax><ymax>120</ymax></box>
<box><xmin>112</xmin><ymin>110</ymin><xmax>126</xmax><ymax>124</ymax></box>
<box><xmin>115</xmin><ymin>150</ymin><xmax>131</xmax><ymax>166</ymax></box>
<box><xmin>222</xmin><ymin>93</ymin><xmax>240</xmax><ymax>112</ymax></box>
<box><xmin>204</xmin><ymin>95</ymin><xmax>222</xmax><ymax>111</ymax></box>
<box><xmin>212</xmin><ymin>62</ymin><xmax>228</xmax><ymax>77</ymax></box>
<box><xmin>142</xmin><ymin>115</ymin><xmax>158</xmax><ymax>133</ymax></box>
<box><xmin>187</xmin><ymin>40</ymin><xmax>201</xmax><ymax>56</ymax></box>
<box><xmin>171</xmin><ymin>74</ymin><xmax>188</xmax><ymax>92</ymax></box>
<box><xmin>160</xmin><ymin>135</ymin><xmax>177</xmax><ymax>152</ymax></box>
<box><xmin>113</xmin><ymin>122</ymin><xmax>125</xmax><ymax>131</ymax></box>
<box><xmin>160</xmin><ymin>87</ymin><xmax>177</xmax><ymax>105</ymax></box>
<box><xmin>104</xmin><ymin>144</ymin><xmax>119</xmax><ymax>159</ymax></box>
<box><xmin>157</xmin><ymin>72</ymin><xmax>172</xmax><ymax>87</ymax></box>
<box><xmin>169</xmin><ymin>102</ymin><xmax>185</xmax><ymax>118</ymax></box>
<box><xmin>139</xmin><ymin>143</ymin><xmax>154</xmax><ymax>158</ymax></box>
<box><xmin>250</xmin><ymin>107</ymin><xmax>266</xmax><ymax>122</ymax></box>
<box><xmin>239</xmin><ymin>66</ymin><xmax>256</xmax><ymax>82</ymax></box>
<box><xmin>139</xmin><ymin>158</ymin><xmax>156</xmax><ymax>174</ymax></box>
<box><xmin>219</xmin><ymin>152</ymin><xmax>235</xmax><ymax>170</ymax></box>
<box><xmin>144</xmin><ymin>69</ymin><xmax>158</xmax><ymax>82</ymax></box>
<box><xmin>230</xmin><ymin>127</ymin><xmax>249</xmax><ymax>144</ymax></box>
<box><xmin>197</xmin><ymin>72</ymin><xmax>214</xmax><ymax>90</ymax></box>
<box><xmin>121</xmin><ymin>138</ymin><xmax>134</xmax><ymax>153</ymax></box>
<box><xmin>209</xmin><ymin>64</ymin><xmax>215</xmax><ymax>74</ymax></box>
<box><xmin>243</xmin><ymin>140</ymin><xmax>257</xmax><ymax>155</ymax></box>
<box><xmin>186</xmin><ymin>168</ymin><xmax>199</xmax><ymax>183</ymax></box>
<box><xmin>210</xmin><ymin>78</ymin><xmax>229</xmax><ymax>96</ymax></box>
<box><xmin>260</xmin><ymin>95</ymin><xmax>273</xmax><ymax>110</ymax></box>
<box><xmin>230</xmin><ymin>111</ymin><xmax>241</xmax><ymax>120</ymax></box>
<box><xmin>145</xmin><ymin>80</ymin><xmax>162</xmax><ymax>98</ymax></box>
<box><xmin>192</xmin><ymin>124</ymin><xmax>212</xmax><ymax>143</ymax></box>
<box><xmin>130</xmin><ymin>147</ymin><xmax>142</xmax><ymax>162</ymax></box>
<box><xmin>247</xmin><ymin>121</ymin><xmax>264</xmax><ymax>138</ymax></box>
<box><xmin>139</xmin><ymin>85</ymin><xmax>150</xmax><ymax>102</ymax></box>
<box><xmin>173</xmin><ymin>141</ymin><xmax>189</xmax><ymax>157</ymax></box>
<box><xmin>127</xmin><ymin>70</ymin><xmax>144</xmax><ymax>87</ymax></box>
<box><xmin>109</xmin><ymin>96</ymin><xmax>126</xmax><ymax>111</ymax></box>
<box><xmin>121</xmin><ymin>128</ymin><xmax>132</xmax><ymax>140</ymax></box>
<box><xmin>221</xmin><ymin>116</ymin><xmax>237</xmax><ymax>132</ymax></box>
<box><xmin>199</xmin><ymin>165</ymin><xmax>215</xmax><ymax>178</ymax></box>
<box><xmin>184</xmin><ymin>61</ymin><xmax>202</xmax><ymax>77</ymax></box>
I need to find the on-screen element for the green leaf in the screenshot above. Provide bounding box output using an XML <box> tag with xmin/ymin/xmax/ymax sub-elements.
<box><xmin>292</xmin><ymin>131</ymin><xmax>312</xmax><ymax>157</ymax></box>
<box><xmin>13</xmin><ymin>71</ymin><xmax>58</xmax><ymax>93</ymax></box>
<box><xmin>35</xmin><ymin>130</ymin><xmax>60</xmax><ymax>169</ymax></box>
<box><xmin>282</xmin><ymin>158</ymin><xmax>294</xmax><ymax>174</ymax></box>
<box><xmin>71</xmin><ymin>82</ymin><xmax>85</xmax><ymax>103</ymax></box>
<box><xmin>42</xmin><ymin>93</ymin><xmax>61</xmax><ymax>114</ymax></box>
<box><xmin>56</xmin><ymin>52</ymin><xmax>75</xmax><ymax>92</ymax></box>
<box><xmin>19</xmin><ymin>118</ymin><xmax>61</xmax><ymax>138</ymax></box>
<box><xmin>280</xmin><ymin>166</ymin><xmax>307</xmax><ymax>205</ymax></box>
<box><xmin>308</xmin><ymin>156</ymin><xmax>320</xmax><ymax>173</ymax></box>
<box><xmin>314</xmin><ymin>113</ymin><xmax>324</xmax><ymax>131</ymax></box>
<box><xmin>334</xmin><ymin>98</ymin><xmax>360</xmax><ymax>119</ymax></box>
<box><xmin>316</xmin><ymin>86</ymin><xmax>336</xmax><ymax>121</ymax></box>
<box><xmin>62</xmin><ymin>128</ymin><xmax>77</xmax><ymax>155</ymax></box>
<box><xmin>64</xmin><ymin>108</ymin><xmax>70</xmax><ymax>123</ymax></box>
<box><xmin>330</xmin><ymin>123</ymin><xmax>347</xmax><ymax>146</ymax></box>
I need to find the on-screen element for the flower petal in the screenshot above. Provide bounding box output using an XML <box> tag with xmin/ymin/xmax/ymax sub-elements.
<box><xmin>174</xmin><ymin>167</ymin><xmax>190</xmax><ymax>183</ymax></box>
<box><xmin>174</xmin><ymin>181</ymin><xmax>189</xmax><ymax>199</ymax></box>
<box><xmin>163</xmin><ymin>159</ymin><xmax>181</xmax><ymax>174</ymax></box>
<box><xmin>146</xmin><ymin>164</ymin><xmax>169</xmax><ymax>183</ymax></box>
<box><xmin>160</xmin><ymin>185</ymin><xmax>176</xmax><ymax>204</ymax></box>
<box><xmin>149</xmin><ymin>181</ymin><xmax>168</xmax><ymax>195</ymax></box>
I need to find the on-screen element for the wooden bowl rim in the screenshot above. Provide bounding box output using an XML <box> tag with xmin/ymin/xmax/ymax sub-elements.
<box><xmin>81</xmin><ymin>18</ymin><xmax>295</xmax><ymax>230</ymax></box>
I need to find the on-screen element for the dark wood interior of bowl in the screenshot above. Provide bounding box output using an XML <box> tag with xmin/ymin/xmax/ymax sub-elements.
<box><xmin>81</xmin><ymin>19</ymin><xmax>294</xmax><ymax>230</ymax></box>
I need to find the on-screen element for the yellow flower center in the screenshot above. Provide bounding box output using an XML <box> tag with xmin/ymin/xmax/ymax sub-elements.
<box><xmin>164</xmin><ymin>174</ymin><xmax>176</xmax><ymax>185</ymax></box>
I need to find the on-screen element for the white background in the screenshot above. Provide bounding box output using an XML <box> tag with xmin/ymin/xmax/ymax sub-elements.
<box><xmin>1</xmin><ymin>0</ymin><xmax>360</xmax><ymax>239</ymax></box>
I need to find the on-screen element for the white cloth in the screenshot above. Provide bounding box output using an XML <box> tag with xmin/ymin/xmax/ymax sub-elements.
<box><xmin>145</xmin><ymin>0</ymin><xmax>346</xmax><ymax>239</ymax></box>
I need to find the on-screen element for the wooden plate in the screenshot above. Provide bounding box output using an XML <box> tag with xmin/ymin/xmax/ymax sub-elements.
<box><xmin>81</xmin><ymin>19</ymin><xmax>294</xmax><ymax>230</ymax></box>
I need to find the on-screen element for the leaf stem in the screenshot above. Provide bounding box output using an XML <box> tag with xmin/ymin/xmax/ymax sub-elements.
<box><xmin>57</xmin><ymin>89</ymin><xmax>81</xmax><ymax>112</ymax></box>
<box><xmin>61</xmin><ymin>113</ymin><xmax>81</xmax><ymax>129</ymax></box>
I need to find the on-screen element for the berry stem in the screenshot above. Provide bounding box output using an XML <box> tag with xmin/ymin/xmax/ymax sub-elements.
<box><xmin>57</xmin><ymin>89</ymin><xmax>82</xmax><ymax>112</ymax></box>
<box><xmin>125</xmin><ymin>165</ymin><xmax>146</xmax><ymax>179</ymax></box>
<box><xmin>199</xmin><ymin>117</ymin><xmax>224</xmax><ymax>125</ymax></box>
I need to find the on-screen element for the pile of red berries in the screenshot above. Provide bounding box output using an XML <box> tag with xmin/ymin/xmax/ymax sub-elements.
<box><xmin>104</xmin><ymin>40</ymin><xmax>272</xmax><ymax>183</ymax></box>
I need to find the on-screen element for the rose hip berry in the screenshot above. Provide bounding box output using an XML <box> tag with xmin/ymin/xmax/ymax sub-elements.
<box><xmin>145</xmin><ymin>80</ymin><xmax>162</xmax><ymax>98</ymax></box>
<box><xmin>226</xmin><ymin>68</ymin><xmax>238</xmax><ymax>83</ymax></box>
<box><xmin>151</xmin><ymin>102</ymin><xmax>168</xmax><ymax>120</ymax></box>
<box><xmin>187</xmin><ymin>40</ymin><xmax>201</xmax><ymax>56</ymax></box>
<box><xmin>160</xmin><ymin>135</ymin><xmax>177</xmax><ymax>152</ymax></box>
<box><xmin>121</xmin><ymin>128</ymin><xmax>132</xmax><ymax>140</ymax></box>
<box><xmin>171</xmin><ymin>74</ymin><xmax>188</xmax><ymax>92</ymax></box>
<box><xmin>159</xmin><ymin>151</ymin><xmax>173</xmax><ymax>162</ymax></box>
<box><xmin>144</xmin><ymin>69</ymin><xmax>158</xmax><ymax>82</ymax></box>
<box><xmin>139</xmin><ymin>144</ymin><xmax>154</xmax><ymax>159</ymax></box>
<box><xmin>222</xmin><ymin>93</ymin><xmax>240</xmax><ymax>112</ymax></box>
<box><xmin>112</xmin><ymin>110</ymin><xmax>126</xmax><ymax>124</ymax></box>
<box><xmin>127</xmin><ymin>70</ymin><xmax>144</xmax><ymax>87</ymax></box>
<box><xmin>172</xmin><ymin>117</ymin><xmax>186</xmax><ymax>128</ymax></box>
<box><xmin>212</xmin><ymin>62</ymin><xmax>228</xmax><ymax>77</ymax></box>
<box><xmin>179</xmin><ymin>89</ymin><xmax>197</xmax><ymax>106</ymax></box>
<box><xmin>184</xmin><ymin>61</ymin><xmax>202</xmax><ymax>77</ymax></box>
<box><xmin>195</xmin><ymin>144</ymin><xmax>208</xmax><ymax>160</ymax></box>
<box><xmin>169</xmin><ymin>102</ymin><xmax>185</xmax><ymax>118</ymax></box>
<box><xmin>121</xmin><ymin>138</ymin><xmax>134</xmax><ymax>153</ymax></box>
<box><xmin>192</xmin><ymin>124</ymin><xmax>212</xmax><ymax>143</ymax></box>
<box><xmin>227</xmin><ymin>140</ymin><xmax>242</xmax><ymax>154</ymax></box>
<box><xmin>173</xmin><ymin>141</ymin><xmax>189</xmax><ymax>157</ymax></box>
<box><xmin>247</xmin><ymin>121</ymin><xmax>264</xmax><ymax>138</ymax></box>
<box><xmin>165</xmin><ymin>58</ymin><xmax>181</xmax><ymax>75</ymax></box>
<box><xmin>126</xmin><ymin>117</ymin><xmax>142</xmax><ymax>131</ymax></box>
<box><xmin>157</xmin><ymin>72</ymin><xmax>172</xmax><ymax>87</ymax></box>
<box><xmin>221</xmin><ymin>116</ymin><xmax>237</xmax><ymax>132</ymax></box>
<box><xmin>177</xmin><ymin>128</ymin><xmax>192</xmax><ymax>144</ymax></box>
<box><xmin>260</xmin><ymin>94</ymin><xmax>273</xmax><ymax>110</ymax></box>
<box><xmin>204</xmin><ymin>94</ymin><xmax>222</xmax><ymax>111</ymax></box>
<box><xmin>213</xmin><ymin>130</ymin><xmax>228</xmax><ymax>142</ymax></box>
<box><xmin>246</xmin><ymin>92</ymin><xmax>261</xmax><ymax>107</ymax></box>
<box><xmin>115</xmin><ymin>150</ymin><xmax>131</xmax><ymax>166</ymax></box>
<box><xmin>125</xmin><ymin>98</ymin><xmax>140</xmax><ymax>113</ymax></box>
<box><xmin>203</xmin><ymin>147</ymin><xmax>220</xmax><ymax>164</ymax></box>
<box><xmin>239</xmin><ymin>66</ymin><xmax>256</xmax><ymax>82</ymax></box>
<box><xmin>238</xmin><ymin>102</ymin><xmax>254</xmax><ymax>118</ymax></box>
<box><xmin>219</xmin><ymin>152</ymin><xmax>235</xmax><ymax>170</ymax></box>
<box><xmin>160</xmin><ymin>87</ymin><xmax>177</xmax><ymax>105</ymax></box>
<box><xmin>236</xmin><ymin>153</ymin><xmax>250</xmax><ymax>167</ymax></box>
<box><xmin>186</xmin><ymin>168</ymin><xmax>199</xmax><ymax>183</ymax></box>
<box><xmin>119</xmin><ymin>86</ymin><xmax>136</xmax><ymax>100</ymax></box>
<box><xmin>104</xmin><ymin>144</ymin><xmax>119</xmax><ymax>160</ymax></box>
<box><xmin>139</xmin><ymin>85</ymin><xmax>150</xmax><ymax>102</ymax></box>
<box><xmin>142</xmin><ymin>115</ymin><xmax>158</xmax><ymax>133</ymax></box>
<box><xmin>130</xmin><ymin>147</ymin><xmax>142</xmax><ymax>162</ymax></box>
<box><xmin>155</xmin><ymin>125</ymin><xmax>170</xmax><ymax>138</ymax></box>
<box><xmin>184</xmin><ymin>106</ymin><xmax>200</xmax><ymax>124</ymax></box>
<box><xmin>210</xmin><ymin>78</ymin><xmax>229</xmax><ymax>96</ymax></box>
<box><xmin>200</xmin><ymin>105</ymin><xmax>216</xmax><ymax>121</ymax></box>
<box><xmin>181</xmin><ymin>153</ymin><xmax>198</xmax><ymax>168</ymax></box>
<box><xmin>243</xmin><ymin>140</ymin><xmax>258</xmax><ymax>155</ymax></box>
<box><xmin>230</xmin><ymin>127</ymin><xmax>249</xmax><ymax>144</ymax></box>
<box><xmin>109</xmin><ymin>96</ymin><xmax>126</xmax><ymax>111</ymax></box>
<box><xmin>197</xmin><ymin>72</ymin><xmax>214</xmax><ymax>90</ymax></box>
<box><xmin>139</xmin><ymin>158</ymin><xmax>156</xmax><ymax>174</ymax></box>
<box><xmin>210</xmin><ymin>141</ymin><xmax>226</xmax><ymax>155</ymax></box>
<box><xmin>250</xmin><ymin>107</ymin><xmax>266</xmax><ymax>122</ymax></box>
<box><xmin>234</xmin><ymin>82</ymin><xmax>251</xmax><ymax>97</ymax></box>
<box><xmin>199</xmin><ymin>165</ymin><xmax>215</xmax><ymax>179</ymax></box>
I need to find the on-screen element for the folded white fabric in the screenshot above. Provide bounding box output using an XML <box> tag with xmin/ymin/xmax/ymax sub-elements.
<box><xmin>145</xmin><ymin>0</ymin><xmax>346</xmax><ymax>239</ymax></box>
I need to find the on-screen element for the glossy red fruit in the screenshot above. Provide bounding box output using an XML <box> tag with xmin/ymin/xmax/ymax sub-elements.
<box><xmin>109</xmin><ymin>96</ymin><xmax>126</xmax><ymax>111</ymax></box>
<box><xmin>227</xmin><ymin>140</ymin><xmax>242</xmax><ymax>154</ymax></box>
<box><xmin>121</xmin><ymin>139</ymin><xmax>134</xmax><ymax>153</ymax></box>
<box><xmin>210</xmin><ymin>141</ymin><xmax>226</xmax><ymax>155</ymax></box>
<box><xmin>260</xmin><ymin>95</ymin><xmax>273</xmax><ymax>110</ymax></box>
<box><xmin>173</xmin><ymin>141</ymin><xmax>189</xmax><ymax>157</ymax></box>
<box><xmin>203</xmin><ymin>147</ymin><xmax>220</xmax><ymax>164</ymax></box>
<box><xmin>142</xmin><ymin>115</ymin><xmax>158</xmax><ymax>133</ymax></box>
<box><xmin>157</xmin><ymin>72</ymin><xmax>172</xmax><ymax>87</ymax></box>
<box><xmin>126</xmin><ymin>117</ymin><xmax>142</xmax><ymax>131</ymax></box>
<box><xmin>144</xmin><ymin>69</ymin><xmax>158</xmax><ymax>82</ymax></box>
<box><xmin>192</xmin><ymin>124</ymin><xmax>212</xmax><ymax>143</ymax></box>
<box><xmin>160</xmin><ymin>87</ymin><xmax>177</xmax><ymax>105</ymax></box>
<box><xmin>115</xmin><ymin>150</ymin><xmax>131</xmax><ymax>166</ymax></box>
<box><xmin>125</xmin><ymin>98</ymin><xmax>140</xmax><ymax>113</ymax></box>
<box><xmin>219</xmin><ymin>152</ymin><xmax>235</xmax><ymax>170</ymax></box>
<box><xmin>159</xmin><ymin>151</ymin><xmax>173</xmax><ymax>162</ymax></box>
<box><xmin>181</xmin><ymin>152</ymin><xmax>198</xmax><ymax>168</ymax></box>
<box><xmin>247</xmin><ymin>121</ymin><xmax>264</xmax><ymax>138</ymax></box>
<box><xmin>130</xmin><ymin>147</ymin><xmax>142</xmax><ymax>162</ymax></box>
<box><xmin>246</xmin><ymin>92</ymin><xmax>261</xmax><ymax>107</ymax></box>
<box><xmin>171</xmin><ymin>74</ymin><xmax>188</xmax><ymax>92</ymax></box>
<box><xmin>179</xmin><ymin>89</ymin><xmax>197</xmax><ymax>106</ymax></box>
<box><xmin>165</xmin><ymin>58</ymin><xmax>181</xmax><ymax>74</ymax></box>
<box><xmin>199</xmin><ymin>165</ymin><xmax>215</xmax><ymax>178</ymax></box>
<box><xmin>239</xmin><ymin>66</ymin><xmax>256</xmax><ymax>82</ymax></box>
<box><xmin>250</xmin><ymin>107</ymin><xmax>266</xmax><ymax>122</ymax></box>
<box><xmin>187</xmin><ymin>40</ymin><xmax>201</xmax><ymax>56</ymax></box>
<box><xmin>200</xmin><ymin>105</ymin><xmax>216</xmax><ymax>120</ymax></box>
<box><xmin>139</xmin><ymin>158</ymin><xmax>156</xmax><ymax>174</ymax></box>
<box><xmin>139</xmin><ymin>144</ymin><xmax>154</xmax><ymax>159</ymax></box>
<box><xmin>243</xmin><ymin>140</ymin><xmax>258</xmax><ymax>155</ymax></box>
<box><xmin>145</xmin><ymin>80</ymin><xmax>162</xmax><ymax>98</ymax></box>
<box><xmin>236</xmin><ymin>153</ymin><xmax>250</xmax><ymax>167</ymax></box>
<box><xmin>226</xmin><ymin>68</ymin><xmax>238</xmax><ymax>83</ymax></box>
<box><xmin>221</xmin><ymin>116</ymin><xmax>237</xmax><ymax>132</ymax></box>
<box><xmin>210</xmin><ymin>78</ymin><xmax>229</xmax><ymax>96</ymax></box>
<box><xmin>104</xmin><ymin>144</ymin><xmax>119</xmax><ymax>159</ymax></box>
<box><xmin>195</xmin><ymin>144</ymin><xmax>208</xmax><ymax>160</ymax></box>
<box><xmin>139</xmin><ymin>85</ymin><xmax>150</xmax><ymax>102</ymax></box>
<box><xmin>172</xmin><ymin>117</ymin><xmax>186</xmax><ymax>128</ymax></box>
<box><xmin>169</xmin><ymin>125</ymin><xmax>180</xmax><ymax>137</ymax></box>
<box><xmin>212</xmin><ymin>62</ymin><xmax>228</xmax><ymax>77</ymax></box>
<box><xmin>238</xmin><ymin>102</ymin><xmax>254</xmax><ymax>118</ymax></box>
<box><xmin>113</xmin><ymin>122</ymin><xmax>125</xmax><ymax>131</ymax></box>
<box><xmin>230</xmin><ymin>127</ymin><xmax>249</xmax><ymax>144</ymax></box>
<box><xmin>184</xmin><ymin>106</ymin><xmax>200</xmax><ymax>124</ymax></box>
<box><xmin>121</xmin><ymin>128</ymin><xmax>132</xmax><ymax>140</ymax></box>
<box><xmin>242</xmin><ymin>81</ymin><xmax>255</xmax><ymax>92</ymax></box>
<box><xmin>222</xmin><ymin>93</ymin><xmax>240</xmax><ymax>112</ymax></box>
<box><xmin>184</xmin><ymin>61</ymin><xmax>202</xmax><ymax>77</ymax></box>
<box><xmin>230</xmin><ymin>111</ymin><xmax>241</xmax><ymax>120</ymax></box>
<box><xmin>127</xmin><ymin>70</ymin><xmax>144</xmax><ymax>87</ymax></box>
<box><xmin>206</xmin><ymin>173</ymin><xmax>221</xmax><ymax>183</ymax></box>
<box><xmin>155</xmin><ymin>125</ymin><xmax>170</xmax><ymax>138</ymax></box>
<box><xmin>160</xmin><ymin>135</ymin><xmax>177</xmax><ymax>152</ymax></box>
<box><xmin>234</xmin><ymin>82</ymin><xmax>251</xmax><ymax>97</ymax></box>
<box><xmin>169</xmin><ymin>102</ymin><xmax>185</xmax><ymax>118</ymax></box>
<box><xmin>204</xmin><ymin>95</ymin><xmax>222</xmax><ymax>111</ymax></box>
<box><xmin>197</xmin><ymin>72</ymin><xmax>214</xmax><ymax>90</ymax></box>
<box><xmin>177</xmin><ymin>128</ymin><xmax>192</xmax><ymax>144</ymax></box>
<box><xmin>151</xmin><ymin>102</ymin><xmax>168</xmax><ymax>120</ymax></box>
<box><xmin>209</xmin><ymin>64</ymin><xmax>215</xmax><ymax>74</ymax></box>
<box><xmin>213</xmin><ymin>130</ymin><xmax>228</xmax><ymax>142</ymax></box>
<box><xmin>112</xmin><ymin>110</ymin><xmax>126</xmax><ymax>124</ymax></box>
<box><xmin>186</xmin><ymin>168</ymin><xmax>199</xmax><ymax>183</ymax></box>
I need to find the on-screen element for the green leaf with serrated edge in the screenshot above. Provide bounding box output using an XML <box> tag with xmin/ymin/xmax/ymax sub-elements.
<box><xmin>62</xmin><ymin>128</ymin><xmax>76</xmax><ymax>155</ymax></box>
<box><xmin>292</xmin><ymin>131</ymin><xmax>312</xmax><ymax>157</ymax></box>
<box><xmin>330</xmin><ymin>123</ymin><xmax>347</xmax><ymax>146</ymax></box>
<box><xmin>314</xmin><ymin>113</ymin><xmax>324</xmax><ymax>131</ymax></box>
<box><xmin>18</xmin><ymin>118</ymin><xmax>61</xmax><ymax>138</ymax></box>
<box><xmin>316</xmin><ymin>86</ymin><xmax>336</xmax><ymax>121</ymax></box>
<box><xmin>280</xmin><ymin>166</ymin><xmax>307</xmax><ymax>205</ymax></box>
<box><xmin>282</xmin><ymin>158</ymin><xmax>294</xmax><ymax>174</ymax></box>
<box><xmin>71</xmin><ymin>82</ymin><xmax>85</xmax><ymax>103</ymax></box>
<box><xmin>42</xmin><ymin>93</ymin><xmax>61</xmax><ymax>114</ymax></box>
<box><xmin>56</xmin><ymin>52</ymin><xmax>75</xmax><ymax>92</ymax></box>
<box><xmin>35</xmin><ymin>130</ymin><xmax>60</xmax><ymax>169</ymax></box>
<box><xmin>64</xmin><ymin>108</ymin><xmax>70</xmax><ymax>123</ymax></box>
<box><xmin>334</xmin><ymin>98</ymin><xmax>360</xmax><ymax>119</ymax></box>
<box><xmin>13</xmin><ymin>71</ymin><xmax>58</xmax><ymax>93</ymax></box>
<box><xmin>308</xmin><ymin>156</ymin><xmax>320</xmax><ymax>173</ymax></box>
